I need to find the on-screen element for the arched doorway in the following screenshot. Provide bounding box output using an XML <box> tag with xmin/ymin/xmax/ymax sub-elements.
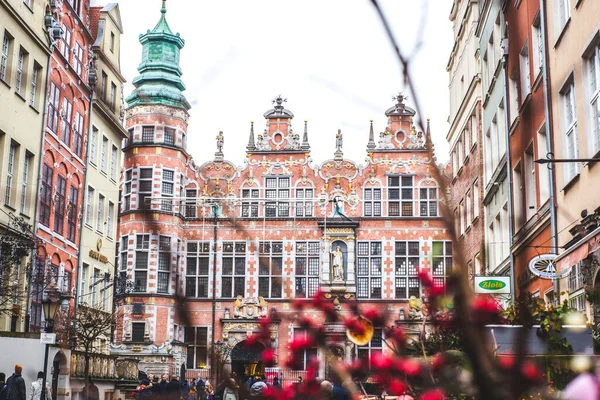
<box><xmin>230</xmin><ymin>340</ymin><xmax>265</xmax><ymax>382</ymax></box>
<box><xmin>86</xmin><ymin>384</ymin><xmax>99</xmax><ymax>400</ymax></box>
<box><xmin>52</xmin><ymin>351</ymin><xmax>68</xmax><ymax>400</ymax></box>
<box><xmin>325</xmin><ymin>345</ymin><xmax>345</xmax><ymax>381</ymax></box>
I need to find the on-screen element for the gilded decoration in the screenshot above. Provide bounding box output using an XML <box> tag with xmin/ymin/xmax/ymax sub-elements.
<box><xmin>233</xmin><ymin>296</ymin><xmax>269</xmax><ymax>319</ymax></box>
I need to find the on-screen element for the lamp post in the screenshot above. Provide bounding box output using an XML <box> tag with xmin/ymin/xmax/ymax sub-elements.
<box><xmin>40</xmin><ymin>282</ymin><xmax>63</xmax><ymax>400</ymax></box>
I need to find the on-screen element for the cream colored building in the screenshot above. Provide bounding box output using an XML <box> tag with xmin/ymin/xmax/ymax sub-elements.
<box><xmin>77</xmin><ymin>3</ymin><xmax>126</xmax><ymax>316</ymax></box>
<box><xmin>0</xmin><ymin>0</ymin><xmax>50</xmax><ymax>332</ymax></box>
<box><xmin>547</xmin><ymin>0</ymin><xmax>600</xmax><ymax>321</ymax></box>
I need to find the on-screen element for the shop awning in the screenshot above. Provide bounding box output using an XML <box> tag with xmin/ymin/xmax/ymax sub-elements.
<box><xmin>556</xmin><ymin>226</ymin><xmax>600</xmax><ymax>270</ymax></box>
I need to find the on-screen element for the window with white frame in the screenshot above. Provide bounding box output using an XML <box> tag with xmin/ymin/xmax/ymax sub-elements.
<box><xmin>419</xmin><ymin>186</ymin><xmax>438</xmax><ymax>217</ymax></box>
<box><xmin>54</xmin><ymin>175</ymin><xmax>66</xmax><ymax>235</ymax></box>
<box><xmin>363</xmin><ymin>187</ymin><xmax>382</xmax><ymax>217</ymax></box>
<box><xmin>525</xmin><ymin>146</ymin><xmax>536</xmax><ymax>220</ymax></box>
<box><xmin>357</xmin><ymin>241</ymin><xmax>382</xmax><ymax>299</ymax></box>
<box><xmin>537</xmin><ymin>126</ymin><xmax>550</xmax><ymax>203</ymax></box>
<box><xmin>295</xmin><ymin>241</ymin><xmax>320</xmax><ymax>298</ymax></box>
<box><xmin>0</xmin><ymin>33</ymin><xmax>11</xmax><ymax>82</ymax></box>
<box><xmin>562</xmin><ymin>81</ymin><xmax>580</xmax><ymax>183</ymax></box>
<box><xmin>293</xmin><ymin>328</ymin><xmax>318</xmax><ymax>371</ymax></box>
<box><xmin>91</xmin><ymin>268</ymin><xmax>99</xmax><ymax>307</ymax></box>
<box><xmin>473</xmin><ymin>180</ymin><xmax>480</xmax><ymax>221</ymax></box>
<box><xmin>557</xmin><ymin>0</ymin><xmax>571</xmax><ymax>32</ymax></box>
<box><xmin>134</xmin><ymin>235</ymin><xmax>149</xmax><ymax>292</ymax></box>
<box><xmin>85</xmin><ymin>186</ymin><xmax>94</xmax><ymax>226</ymax></box>
<box><xmin>568</xmin><ymin>262</ymin><xmax>583</xmax><ymax>293</ymax></box>
<box><xmin>107</xmin><ymin>202</ymin><xmax>114</xmax><ymax>239</ymax></box>
<box><xmin>73</xmin><ymin>42</ymin><xmax>83</xmax><ymax>77</ymax></box>
<box><xmin>395</xmin><ymin>241</ymin><xmax>420</xmax><ymax>299</ymax></box>
<box><xmin>432</xmin><ymin>241</ymin><xmax>452</xmax><ymax>289</ymax></box>
<box><xmin>20</xmin><ymin>153</ymin><xmax>30</xmax><ymax>214</ymax></box>
<box><xmin>5</xmin><ymin>141</ymin><xmax>16</xmax><ymax>206</ymax></box>
<box><xmin>79</xmin><ymin>264</ymin><xmax>87</xmax><ymax>303</ymax></box>
<box><xmin>109</xmin><ymin>82</ymin><xmax>116</xmax><ymax>111</ymax></box>
<box><xmin>120</xmin><ymin>236</ymin><xmax>128</xmax><ymax>272</ymax></box>
<box><xmin>466</xmin><ymin>190</ymin><xmax>472</xmax><ymax>225</ymax></box>
<box><xmin>123</xmin><ymin>169</ymin><xmax>132</xmax><ymax>211</ymax></box>
<box><xmin>258</xmin><ymin>241</ymin><xmax>283</xmax><ymax>298</ymax></box>
<box><xmin>138</xmin><ymin>167</ymin><xmax>153</xmax><ymax>210</ymax></box>
<box><xmin>185</xmin><ymin>189</ymin><xmax>197</xmax><ymax>218</ymax></box>
<box><xmin>60</xmin><ymin>26</ymin><xmax>71</xmax><ymax>61</ymax></box>
<box><xmin>241</xmin><ymin>188</ymin><xmax>259</xmax><ymax>218</ymax></box>
<box><xmin>483</xmin><ymin>51</ymin><xmax>490</xmax><ymax>90</ymax></box>
<box><xmin>568</xmin><ymin>293</ymin><xmax>586</xmax><ymax>313</ymax></box>
<box><xmin>30</xmin><ymin>63</ymin><xmax>39</xmax><ymax>107</ymax></box>
<box><xmin>484</xmin><ymin>128</ymin><xmax>493</xmax><ymax>182</ymax></box>
<box><xmin>514</xmin><ymin>164</ymin><xmax>524</xmax><ymax>229</ymax></box>
<box><xmin>388</xmin><ymin>176</ymin><xmax>413</xmax><ymax>217</ymax></box>
<box><xmin>157</xmin><ymin>236</ymin><xmax>170</xmax><ymax>294</ymax></box>
<box><xmin>100</xmin><ymin>136</ymin><xmax>108</xmax><ymax>172</ymax></box>
<box><xmin>60</xmin><ymin>98</ymin><xmax>72</xmax><ymax>147</ymax></box>
<box><xmin>488</xmin><ymin>31</ymin><xmax>496</xmax><ymax>79</ymax></box>
<box><xmin>47</xmin><ymin>82</ymin><xmax>60</xmax><ymax>133</ymax></box>
<box><xmin>90</xmin><ymin>127</ymin><xmax>98</xmax><ymax>164</ymax></box>
<box><xmin>15</xmin><ymin>48</ymin><xmax>24</xmax><ymax>95</ymax></box>
<box><xmin>96</xmin><ymin>194</ymin><xmax>104</xmax><ymax>233</ymax></box>
<box><xmin>265</xmin><ymin>177</ymin><xmax>289</xmax><ymax>217</ymax></box>
<box><xmin>295</xmin><ymin>187</ymin><xmax>313</xmax><ymax>217</ymax></box>
<box><xmin>67</xmin><ymin>185</ymin><xmax>78</xmax><ymax>242</ymax></box>
<box><xmin>459</xmin><ymin>200</ymin><xmax>465</xmax><ymax>235</ymax></box>
<box><xmin>73</xmin><ymin>112</ymin><xmax>83</xmax><ymax>157</ymax></box>
<box><xmin>161</xmin><ymin>169</ymin><xmax>174</xmax><ymax>211</ymax></box>
<box><xmin>532</xmin><ymin>16</ymin><xmax>543</xmax><ymax>74</ymax></box>
<box><xmin>357</xmin><ymin>328</ymin><xmax>383</xmax><ymax>369</ymax></box>
<box><xmin>520</xmin><ymin>41</ymin><xmax>531</xmax><ymax>102</ymax></box>
<box><xmin>221</xmin><ymin>242</ymin><xmax>246</xmax><ymax>298</ymax></box>
<box><xmin>185</xmin><ymin>327</ymin><xmax>208</xmax><ymax>368</ymax></box>
<box><xmin>142</xmin><ymin>126</ymin><xmax>154</xmax><ymax>143</ymax></box>
<box><xmin>509</xmin><ymin>73</ymin><xmax>519</xmax><ymax>123</ymax></box>
<box><xmin>186</xmin><ymin>242</ymin><xmax>210</xmax><ymax>298</ymax></box>
<box><xmin>110</xmin><ymin>145</ymin><xmax>117</xmax><ymax>180</ymax></box>
<box><xmin>587</xmin><ymin>44</ymin><xmax>600</xmax><ymax>154</ymax></box>
<box><xmin>164</xmin><ymin>128</ymin><xmax>175</xmax><ymax>146</ymax></box>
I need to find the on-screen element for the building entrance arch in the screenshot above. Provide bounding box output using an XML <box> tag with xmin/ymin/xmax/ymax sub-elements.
<box><xmin>230</xmin><ymin>340</ymin><xmax>265</xmax><ymax>381</ymax></box>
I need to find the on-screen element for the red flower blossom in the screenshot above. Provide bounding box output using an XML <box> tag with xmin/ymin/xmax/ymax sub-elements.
<box><xmin>387</xmin><ymin>379</ymin><xmax>407</xmax><ymax>395</ymax></box>
<box><xmin>420</xmin><ymin>388</ymin><xmax>445</xmax><ymax>400</ymax></box>
<box><xmin>344</xmin><ymin>317</ymin><xmax>367</xmax><ymax>337</ymax></box>
<box><xmin>385</xmin><ymin>326</ymin><xmax>406</xmax><ymax>347</ymax></box>
<box><xmin>297</xmin><ymin>316</ymin><xmax>314</xmax><ymax>329</ymax></box>
<box><xmin>261</xmin><ymin>348</ymin><xmax>276</xmax><ymax>367</ymax></box>
<box><xmin>396</xmin><ymin>358</ymin><xmax>422</xmax><ymax>376</ymax></box>
<box><xmin>418</xmin><ymin>269</ymin><xmax>434</xmax><ymax>287</ymax></box>
<box><xmin>471</xmin><ymin>295</ymin><xmax>501</xmax><ymax>325</ymax></box>
<box><xmin>521</xmin><ymin>361</ymin><xmax>542</xmax><ymax>383</ymax></box>
<box><xmin>371</xmin><ymin>353</ymin><xmax>393</xmax><ymax>370</ymax></box>
<box><xmin>363</xmin><ymin>308</ymin><xmax>386</xmax><ymax>326</ymax></box>
<box><xmin>431</xmin><ymin>354</ymin><xmax>445</xmax><ymax>372</ymax></box>
<box><xmin>289</xmin><ymin>336</ymin><xmax>314</xmax><ymax>353</ymax></box>
<box><xmin>498</xmin><ymin>357</ymin><xmax>514</xmax><ymax>370</ymax></box>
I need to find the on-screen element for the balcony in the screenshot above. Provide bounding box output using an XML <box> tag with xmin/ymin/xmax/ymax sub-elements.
<box><xmin>70</xmin><ymin>351</ymin><xmax>118</xmax><ymax>381</ymax></box>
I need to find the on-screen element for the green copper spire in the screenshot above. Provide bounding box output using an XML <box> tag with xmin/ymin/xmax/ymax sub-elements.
<box><xmin>126</xmin><ymin>0</ymin><xmax>190</xmax><ymax>110</ymax></box>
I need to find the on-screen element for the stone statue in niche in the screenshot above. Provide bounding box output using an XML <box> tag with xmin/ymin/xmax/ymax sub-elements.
<box><xmin>330</xmin><ymin>241</ymin><xmax>347</xmax><ymax>282</ymax></box>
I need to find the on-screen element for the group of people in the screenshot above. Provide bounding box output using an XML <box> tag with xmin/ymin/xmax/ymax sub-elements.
<box><xmin>0</xmin><ymin>365</ymin><xmax>52</xmax><ymax>400</ymax></box>
<box><xmin>135</xmin><ymin>375</ymin><xmax>214</xmax><ymax>400</ymax></box>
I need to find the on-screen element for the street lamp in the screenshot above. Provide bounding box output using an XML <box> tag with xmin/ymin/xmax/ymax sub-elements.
<box><xmin>40</xmin><ymin>282</ymin><xmax>67</xmax><ymax>400</ymax></box>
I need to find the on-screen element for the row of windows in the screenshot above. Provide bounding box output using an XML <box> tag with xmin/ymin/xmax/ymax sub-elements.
<box><xmin>126</xmin><ymin>125</ymin><xmax>187</xmax><ymax>149</ymax></box>
<box><xmin>59</xmin><ymin>23</ymin><xmax>86</xmax><ymax>79</ymax></box>
<box><xmin>39</xmin><ymin>163</ymin><xmax>79</xmax><ymax>242</ymax></box>
<box><xmin>84</xmin><ymin>186</ymin><xmax>116</xmax><ymax>239</ymax></box>
<box><xmin>47</xmin><ymin>82</ymin><xmax>86</xmax><ymax>158</ymax></box>
<box><xmin>122</xmin><ymin>170</ymin><xmax>440</xmax><ymax>218</ymax></box>
<box><xmin>98</xmin><ymin>70</ymin><xmax>119</xmax><ymax>113</ymax></box>
<box><xmin>2</xmin><ymin>138</ymin><xmax>34</xmax><ymax>215</ymax></box>
<box><xmin>121</xmin><ymin>237</ymin><xmax>452</xmax><ymax>299</ymax></box>
<box><xmin>90</xmin><ymin>127</ymin><xmax>119</xmax><ymax>180</ymax></box>
<box><xmin>1</xmin><ymin>31</ymin><xmax>43</xmax><ymax>108</ymax></box>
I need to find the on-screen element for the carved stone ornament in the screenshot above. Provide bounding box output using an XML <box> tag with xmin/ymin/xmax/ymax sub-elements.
<box><xmin>233</xmin><ymin>296</ymin><xmax>269</xmax><ymax>319</ymax></box>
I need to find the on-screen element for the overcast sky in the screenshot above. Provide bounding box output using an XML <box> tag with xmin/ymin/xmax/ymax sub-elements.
<box><xmin>109</xmin><ymin>0</ymin><xmax>453</xmax><ymax>165</ymax></box>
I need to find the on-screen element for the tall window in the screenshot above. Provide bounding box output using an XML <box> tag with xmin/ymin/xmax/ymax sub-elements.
<box><xmin>100</xmin><ymin>71</ymin><xmax>107</xmax><ymax>101</ymax></box>
<box><xmin>520</xmin><ymin>41</ymin><xmax>531</xmax><ymax>102</ymax></box>
<box><xmin>107</xmin><ymin>202</ymin><xmax>114</xmax><ymax>239</ymax></box>
<box><xmin>119</xmin><ymin>236</ymin><xmax>128</xmax><ymax>272</ymax></box>
<box><xmin>134</xmin><ymin>235</ymin><xmax>150</xmax><ymax>292</ymax></box>
<box><xmin>388</xmin><ymin>176</ymin><xmax>413</xmax><ymax>216</ymax></box>
<box><xmin>96</xmin><ymin>194</ymin><xmax>104</xmax><ymax>233</ymax></box>
<box><xmin>110</xmin><ymin>32</ymin><xmax>115</xmax><ymax>52</ymax></box>
<box><xmin>587</xmin><ymin>45</ymin><xmax>600</xmax><ymax>154</ymax></box>
<box><xmin>357</xmin><ymin>241</ymin><xmax>382</xmax><ymax>299</ymax></box>
<box><xmin>5</xmin><ymin>142</ymin><xmax>15</xmax><ymax>206</ymax></box>
<box><xmin>241</xmin><ymin>188</ymin><xmax>259</xmax><ymax>218</ymax></box>
<box><xmin>110</xmin><ymin>145</ymin><xmax>117</xmax><ymax>180</ymax></box>
<box><xmin>67</xmin><ymin>186</ymin><xmax>78</xmax><ymax>242</ymax></box>
<box><xmin>221</xmin><ymin>242</ymin><xmax>246</xmax><ymax>298</ymax></box>
<box><xmin>525</xmin><ymin>146</ymin><xmax>536</xmax><ymax>220</ymax></box>
<box><xmin>186</xmin><ymin>242</ymin><xmax>210</xmax><ymax>298</ymax></box>
<box><xmin>557</xmin><ymin>0</ymin><xmax>571</xmax><ymax>31</ymax></box>
<box><xmin>60</xmin><ymin>26</ymin><xmax>71</xmax><ymax>60</ymax></box>
<box><xmin>532</xmin><ymin>17</ymin><xmax>543</xmax><ymax>73</ymax></box>
<box><xmin>109</xmin><ymin>82</ymin><xmax>116</xmax><ymax>111</ymax></box>
<box><xmin>54</xmin><ymin>175</ymin><xmax>66</xmax><ymax>235</ymax></box>
<box><xmin>30</xmin><ymin>63</ymin><xmax>39</xmax><ymax>107</ymax></box>
<box><xmin>562</xmin><ymin>81</ymin><xmax>579</xmax><ymax>182</ymax></box>
<box><xmin>395</xmin><ymin>241</ymin><xmax>420</xmax><ymax>299</ymax></box>
<box><xmin>79</xmin><ymin>264</ymin><xmax>87</xmax><ymax>303</ymax></box>
<box><xmin>185</xmin><ymin>189</ymin><xmax>197</xmax><ymax>218</ymax></box>
<box><xmin>91</xmin><ymin>268</ymin><xmax>99</xmax><ymax>307</ymax></box>
<box><xmin>15</xmin><ymin>48</ymin><xmax>24</xmax><ymax>94</ymax></box>
<box><xmin>73</xmin><ymin>42</ymin><xmax>83</xmax><ymax>77</ymax></box>
<box><xmin>90</xmin><ymin>127</ymin><xmax>98</xmax><ymax>164</ymax></box>
<box><xmin>363</xmin><ymin>188</ymin><xmax>382</xmax><ymax>217</ymax></box>
<box><xmin>161</xmin><ymin>169</ymin><xmax>174</xmax><ymax>211</ymax></box>
<box><xmin>85</xmin><ymin>186</ymin><xmax>94</xmax><ymax>226</ymax></box>
<box><xmin>357</xmin><ymin>329</ymin><xmax>383</xmax><ymax>369</ymax></box>
<box><xmin>60</xmin><ymin>98</ymin><xmax>72</xmax><ymax>146</ymax></box>
<box><xmin>142</xmin><ymin>126</ymin><xmax>154</xmax><ymax>143</ymax></box>
<box><xmin>514</xmin><ymin>164</ymin><xmax>524</xmax><ymax>228</ymax></box>
<box><xmin>185</xmin><ymin>327</ymin><xmax>208</xmax><ymax>369</ymax></box>
<box><xmin>465</xmin><ymin>190</ymin><xmax>472</xmax><ymax>226</ymax></box>
<box><xmin>20</xmin><ymin>154</ymin><xmax>30</xmax><ymax>214</ymax></box>
<box><xmin>432</xmin><ymin>241</ymin><xmax>452</xmax><ymax>289</ymax></box>
<box><xmin>419</xmin><ymin>187</ymin><xmax>438</xmax><ymax>217</ymax></box>
<box><xmin>100</xmin><ymin>136</ymin><xmax>108</xmax><ymax>172</ymax></box>
<box><xmin>0</xmin><ymin>33</ymin><xmax>11</xmax><ymax>81</ymax></box>
<box><xmin>473</xmin><ymin>180</ymin><xmax>480</xmax><ymax>220</ymax></box>
<box><xmin>138</xmin><ymin>168</ymin><xmax>153</xmax><ymax>210</ymax></box>
<box><xmin>131</xmin><ymin>322</ymin><xmax>145</xmax><ymax>343</ymax></box>
<box><xmin>73</xmin><ymin>112</ymin><xmax>83</xmax><ymax>157</ymax></box>
<box><xmin>293</xmin><ymin>328</ymin><xmax>318</xmax><ymax>371</ymax></box>
<box><xmin>265</xmin><ymin>177</ymin><xmax>289</xmax><ymax>217</ymax></box>
<box><xmin>568</xmin><ymin>262</ymin><xmax>583</xmax><ymax>293</ymax></box>
<box><xmin>295</xmin><ymin>187</ymin><xmax>313</xmax><ymax>217</ymax></box>
<box><xmin>47</xmin><ymin>82</ymin><xmax>60</xmax><ymax>132</ymax></box>
<box><xmin>509</xmin><ymin>74</ymin><xmax>519</xmax><ymax>123</ymax></box>
<box><xmin>120</xmin><ymin>169</ymin><xmax>131</xmax><ymax>212</ymax></box>
<box><xmin>295</xmin><ymin>241</ymin><xmax>320</xmax><ymax>298</ymax></box>
<box><xmin>258</xmin><ymin>241</ymin><xmax>283</xmax><ymax>298</ymax></box>
<box><xmin>157</xmin><ymin>236</ymin><xmax>171</xmax><ymax>294</ymax></box>
<box><xmin>164</xmin><ymin>128</ymin><xmax>175</xmax><ymax>146</ymax></box>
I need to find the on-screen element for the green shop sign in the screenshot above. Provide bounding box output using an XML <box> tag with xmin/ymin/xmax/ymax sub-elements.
<box><xmin>474</xmin><ymin>276</ymin><xmax>511</xmax><ymax>294</ymax></box>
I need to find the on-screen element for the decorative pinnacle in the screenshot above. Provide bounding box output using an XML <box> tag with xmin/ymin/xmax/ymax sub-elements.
<box><xmin>161</xmin><ymin>0</ymin><xmax>167</xmax><ymax>14</ymax></box>
<box><xmin>367</xmin><ymin>119</ymin><xmax>376</xmax><ymax>150</ymax></box>
<box><xmin>247</xmin><ymin>121</ymin><xmax>256</xmax><ymax>151</ymax></box>
<box><xmin>301</xmin><ymin>120</ymin><xmax>310</xmax><ymax>150</ymax></box>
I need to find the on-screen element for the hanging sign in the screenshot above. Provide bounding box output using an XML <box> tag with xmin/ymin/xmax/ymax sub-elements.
<box><xmin>474</xmin><ymin>276</ymin><xmax>511</xmax><ymax>294</ymax></box>
<box><xmin>529</xmin><ymin>254</ymin><xmax>570</xmax><ymax>279</ymax></box>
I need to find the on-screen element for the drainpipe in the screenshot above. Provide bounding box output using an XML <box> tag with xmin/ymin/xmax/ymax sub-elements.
<box><xmin>211</xmin><ymin>205</ymin><xmax>218</xmax><ymax>383</ymax></box>
<box><xmin>539</xmin><ymin>0</ymin><xmax>559</xmax><ymax>304</ymax></box>
<box><xmin>500</xmin><ymin>32</ymin><xmax>516</xmax><ymax>301</ymax></box>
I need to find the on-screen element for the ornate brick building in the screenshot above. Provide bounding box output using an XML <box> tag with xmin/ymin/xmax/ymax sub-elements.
<box><xmin>112</xmin><ymin>2</ymin><xmax>453</xmax><ymax>383</ymax></box>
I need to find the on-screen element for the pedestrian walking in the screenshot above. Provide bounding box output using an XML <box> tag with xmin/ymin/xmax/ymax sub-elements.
<box><xmin>28</xmin><ymin>372</ymin><xmax>51</xmax><ymax>400</ymax></box>
<box><xmin>222</xmin><ymin>378</ymin><xmax>238</xmax><ymax>400</ymax></box>
<box><xmin>6</xmin><ymin>365</ymin><xmax>26</xmax><ymax>400</ymax></box>
<box><xmin>272</xmin><ymin>376</ymin><xmax>281</xmax><ymax>389</ymax></box>
<box><xmin>0</xmin><ymin>373</ymin><xmax>8</xmax><ymax>400</ymax></box>
<box><xmin>205</xmin><ymin>384</ymin><xmax>214</xmax><ymax>400</ymax></box>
